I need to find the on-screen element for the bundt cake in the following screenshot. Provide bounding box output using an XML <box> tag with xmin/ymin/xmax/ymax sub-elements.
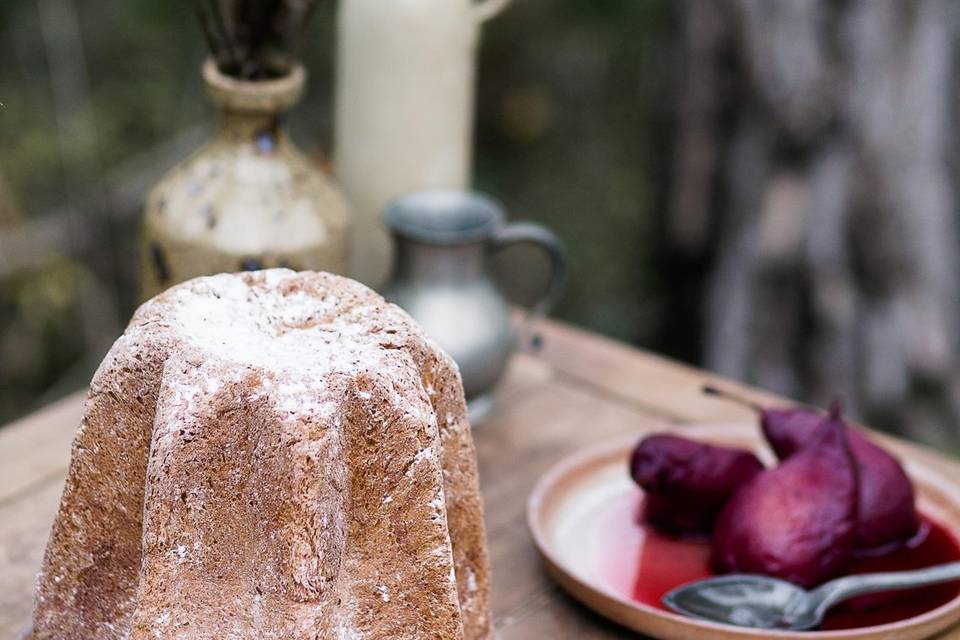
<box><xmin>29</xmin><ymin>269</ymin><xmax>492</xmax><ymax>639</ymax></box>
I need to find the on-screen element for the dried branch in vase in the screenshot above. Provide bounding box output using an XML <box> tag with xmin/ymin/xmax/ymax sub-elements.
<box><xmin>194</xmin><ymin>0</ymin><xmax>321</xmax><ymax>80</ymax></box>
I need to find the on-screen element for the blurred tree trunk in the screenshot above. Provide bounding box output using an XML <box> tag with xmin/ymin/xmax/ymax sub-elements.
<box><xmin>0</xmin><ymin>172</ymin><xmax>22</xmax><ymax>229</ymax></box>
<box><xmin>668</xmin><ymin>0</ymin><xmax>960</xmax><ymax>444</ymax></box>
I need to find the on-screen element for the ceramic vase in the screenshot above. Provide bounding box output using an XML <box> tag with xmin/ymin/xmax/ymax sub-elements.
<box><xmin>139</xmin><ymin>59</ymin><xmax>349</xmax><ymax>301</ymax></box>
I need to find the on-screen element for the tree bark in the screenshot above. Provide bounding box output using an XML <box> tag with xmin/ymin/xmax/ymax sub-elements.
<box><xmin>669</xmin><ymin>0</ymin><xmax>960</xmax><ymax>445</ymax></box>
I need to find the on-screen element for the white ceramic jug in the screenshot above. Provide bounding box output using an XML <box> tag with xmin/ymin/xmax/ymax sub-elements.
<box><xmin>334</xmin><ymin>0</ymin><xmax>511</xmax><ymax>288</ymax></box>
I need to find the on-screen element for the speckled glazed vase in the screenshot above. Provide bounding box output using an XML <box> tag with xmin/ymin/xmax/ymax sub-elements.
<box><xmin>139</xmin><ymin>59</ymin><xmax>350</xmax><ymax>301</ymax></box>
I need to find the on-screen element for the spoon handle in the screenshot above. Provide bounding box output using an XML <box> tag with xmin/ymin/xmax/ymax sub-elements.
<box><xmin>811</xmin><ymin>561</ymin><xmax>960</xmax><ymax>615</ymax></box>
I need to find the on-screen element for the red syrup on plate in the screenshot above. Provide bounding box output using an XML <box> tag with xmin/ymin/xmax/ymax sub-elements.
<box><xmin>599</xmin><ymin>492</ymin><xmax>960</xmax><ymax>630</ymax></box>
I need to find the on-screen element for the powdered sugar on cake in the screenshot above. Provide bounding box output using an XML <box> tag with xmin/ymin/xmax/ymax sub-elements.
<box><xmin>130</xmin><ymin>269</ymin><xmax>424</xmax><ymax>422</ymax></box>
<box><xmin>158</xmin><ymin>269</ymin><xmax>394</xmax><ymax>376</ymax></box>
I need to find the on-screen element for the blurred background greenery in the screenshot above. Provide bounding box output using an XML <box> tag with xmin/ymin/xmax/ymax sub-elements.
<box><xmin>0</xmin><ymin>1</ymin><xmax>674</xmax><ymax>424</ymax></box>
<box><xmin>7</xmin><ymin>1</ymin><xmax>960</xmax><ymax>451</ymax></box>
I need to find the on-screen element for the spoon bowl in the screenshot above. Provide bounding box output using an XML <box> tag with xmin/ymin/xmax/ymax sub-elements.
<box><xmin>664</xmin><ymin>575</ymin><xmax>828</xmax><ymax>630</ymax></box>
<box><xmin>664</xmin><ymin>562</ymin><xmax>960</xmax><ymax>631</ymax></box>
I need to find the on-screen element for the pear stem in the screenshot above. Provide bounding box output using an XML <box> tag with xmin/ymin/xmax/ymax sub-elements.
<box><xmin>701</xmin><ymin>384</ymin><xmax>764</xmax><ymax>413</ymax></box>
<box><xmin>828</xmin><ymin>399</ymin><xmax>844</xmax><ymax>421</ymax></box>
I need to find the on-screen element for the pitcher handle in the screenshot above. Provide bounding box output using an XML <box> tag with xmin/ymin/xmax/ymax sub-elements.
<box><xmin>473</xmin><ymin>0</ymin><xmax>512</xmax><ymax>23</ymax></box>
<box><xmin>490</xmin><ymin>221</ymin><xmax>568</xmax><ymax>322</ymax></box>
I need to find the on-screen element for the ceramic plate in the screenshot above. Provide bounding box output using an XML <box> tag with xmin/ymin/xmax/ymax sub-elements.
<box><xmin>526</xmin><ymin>423</ymin><xmax>960</xmax><ymax>640</ymax></box>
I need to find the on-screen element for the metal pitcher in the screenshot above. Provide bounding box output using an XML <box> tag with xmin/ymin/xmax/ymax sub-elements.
<box><xmin>382</xmin><ymin>189</ymin><xmax>566</xmax><ymax>417</ymax></box>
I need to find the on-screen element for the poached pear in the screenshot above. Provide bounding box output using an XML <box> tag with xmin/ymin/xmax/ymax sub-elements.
<box><xmin>704</xmin><ymin>385</ymin><xmax>919</xmax><ymax>553</ymax></box>
<box><xmin>762</xmin><ymin>408</ymin><xmax>918</xmax><ymax>553</ymax></box>
<box><xmin>712</xmin><ymin>406</ymin><xmax>858</xmax><ymax>588</ymax></box>
<box><xmin>630</xmin><ymin>434</ymin><xmax>764</xmax><ymax>535</ymax></box>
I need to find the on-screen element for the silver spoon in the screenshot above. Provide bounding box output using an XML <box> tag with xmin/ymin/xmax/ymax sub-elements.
<box><xmin>663</xmin><ymin>562</ymin><xmax>960</xmax><ymax>630</ymax></box>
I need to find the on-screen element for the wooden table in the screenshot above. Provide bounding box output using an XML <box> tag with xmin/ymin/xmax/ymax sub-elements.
<box><xmin>3</xmin><ymin>319</ymin><xmax>960</xmax><ymax>638</ymax></box>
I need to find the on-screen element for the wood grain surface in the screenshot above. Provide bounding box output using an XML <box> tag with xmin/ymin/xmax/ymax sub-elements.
<box><xmin>2</xmin><ymin>318</ymin><xmax>959</xmax><ymax>639</ymax></box>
